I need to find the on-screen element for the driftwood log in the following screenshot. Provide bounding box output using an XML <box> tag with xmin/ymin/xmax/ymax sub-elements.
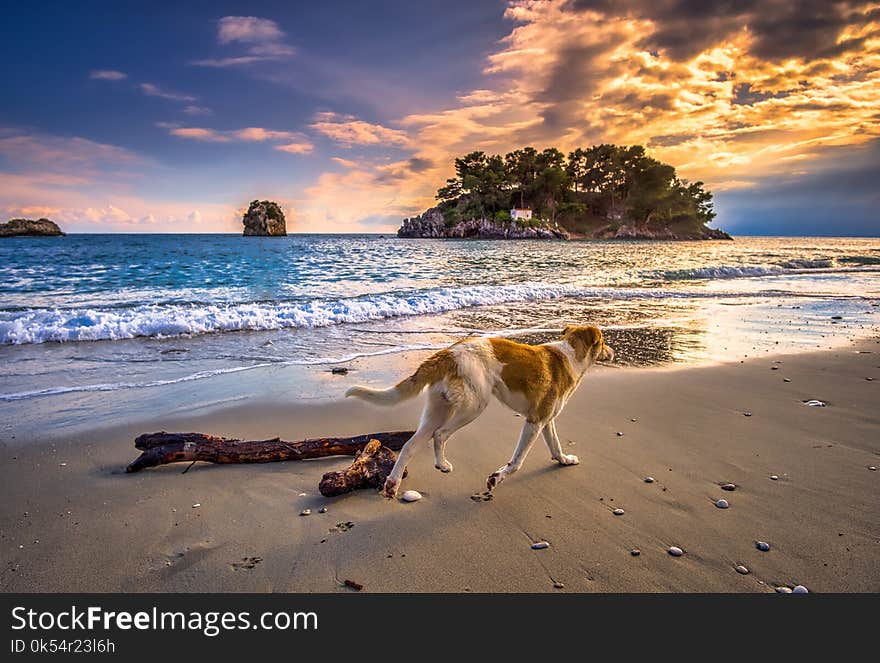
<box><xmin>126</xmin><ymin>430</ymin><xmax>414</xmax><ymax>474</ymax></box>
<box><xmin>318</xmin><ymin>438</ymin><xmax>405</xmax><ymax>497</ymax></box>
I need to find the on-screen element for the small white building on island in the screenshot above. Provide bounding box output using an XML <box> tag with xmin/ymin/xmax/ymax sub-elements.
<box><xmin>510</xmin><ymin>208</ymin><xmax>533</xmax><ymax>221</ymax></box>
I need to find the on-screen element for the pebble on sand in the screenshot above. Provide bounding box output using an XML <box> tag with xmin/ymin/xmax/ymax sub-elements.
<box><xmin>756</xmin><ymin>541</ymin><xmax>770</xmax><ymax>551</ymax></box>
<box><xmin>318</xmin><ymin>507</ymin><xmax>328</xmax><ymax>513</ymax></box>
<box><xmin>644</xmin><ymin>476</ymin><xmax>655</xmax><ymax>483</ymax></box>
<box><xmin>735</xmin><ymin>565</ymin><xmax>749</xmax><ymax>575</ymax></box>
<box><xmin>613</xmin><ymin>508</ymin><xmax>625</xmax><ymax>515</ymax></box>
<box><xmin>721</xmin><ymin>483</ymin><xmax>736</xmax><ymax>491</ymax></box>
<box><xmin>401</xmin><ymin>490</ymin><xmax>422</xmax><ymax>502</ymax></box>
<box><xmin>191</xmin><ymin>503</ymin><xmax>201</xmax><ymax>508</ymax></box>
<box><xmin>300</xmin><ymin>509</ymin><xmax>311</xmax><ymax>516</ymax></box>
<box><xmin>531</xmin><ymin>541</ymin><xmax>550</xmax><ymax>550</ymax></box>
<box><xmin>668</xmin><ymin>546</ymin><xmax>684</xmax><ymax>557</ymax></box>
<box><xmin>792</xmin><ymin>585</ymin><xmax>809</xmax><ymax>593</ymax></box>
<box><xmin>776</xmin><ymin>586</ymin><xmax>793</xmax><ymax>593</ymax></box>
<box><xmin>630</xmin><ymin>549</ymin><xmax>641</xmax><ymax>556</ymax></box>
<box><xmin>715</xmin><ymin>499</ymin><xmax>729</xmax><ymax>509</ymax></box>
<box><xmin>743</xmin><ymin>411</ymin><xmax>753</xmax><ymax>417</ymax></box>
<box><xmin>770</xmin><ymin>475</ymin><xmax>779</xmax><ymax>480</ymax></box>
<box><xmin>803</xmin><ymin>399</ymin><xmax>826</xmax><ymax>407</ymax></box>
<box><xmin>783</xmin><ymin>378</ymin><xmax>792</xmax><ymax>382</ymax></box>
<box><xmin>553</xmin><ymin>581</ymin><xmax>565</xmax><ymax>589</ymax></box>
<box><xmin>869</xmin><ymin>466</ymin><xmax>877</xmax><ymax>471</ymax></box>
<box><xmin>616</xmin><ymin>432</ymin><xmax>624</xmax><ymax>437</ymax></box>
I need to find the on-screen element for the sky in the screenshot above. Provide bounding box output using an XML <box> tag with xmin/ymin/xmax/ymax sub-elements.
<box><xmin>0</xmin><ymin>0</ymin><xmax>878</xmax><ymax>235</ymax></box>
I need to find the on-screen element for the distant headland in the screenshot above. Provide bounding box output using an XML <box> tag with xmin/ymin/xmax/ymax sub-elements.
<box><xmin>398</xmin><ymin>145</ymin><xmax>731</xmax><ymax>240</ymax></box>
<box><xmin>0</xmin><ymin>218</ymin><xmax>65</xmax><ymax>237</ymax></box>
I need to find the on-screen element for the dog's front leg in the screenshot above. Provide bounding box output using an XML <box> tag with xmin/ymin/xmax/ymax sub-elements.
<box><xmin>543</xmin><ymin>419</ymin><xmax>579</xmax><ymax>465</ymax></box>
<box><xmin>487</xmin><ymin>420</ymin><xmax>544</xmax><ymax>491</ymax></box>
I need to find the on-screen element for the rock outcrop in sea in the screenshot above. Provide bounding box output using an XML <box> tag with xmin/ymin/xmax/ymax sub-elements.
<box><xmin>398</xmin><ymin>207</ymin><xmax>731</xmax><ymax>241</ymax></box>
<box><xmin>242</xmin><ymin>200</ymin><xmax>287</xmax><ymax>236</ymax></box>
<box><xmin>0</xmin><ymin>218</ymin><xmax>65</xmax><ymax>237</ymax></box>
<box><xmin>398</xmin><ymin>207</ymin><xmax>569</xmax><ymax>240</ymax></box>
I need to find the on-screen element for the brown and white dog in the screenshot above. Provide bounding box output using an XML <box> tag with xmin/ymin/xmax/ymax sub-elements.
<box><xmin>346</xmin><ymin>325</ymin><xmax>614</xmax><ymax>498</ymax></box>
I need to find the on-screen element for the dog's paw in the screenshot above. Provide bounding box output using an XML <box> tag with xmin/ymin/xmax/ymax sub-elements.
<box><xmin>557</xmin><ymin>453</ymin><xmax>579</xmax><ymax>466</ymax></box>
<box><xmin>380</xmin><ymin>477</ymin><xmax>400</xmax><ymax>499</ymax></box>
<box><xmin>435</xmin><ymin>460</ymin><xmax>454</xmax><ymax>473</ymax></box>
<box><xmin>486</xmin><ymin>467</ymin><xmax>508</xmax><ymax>491</ymax></box>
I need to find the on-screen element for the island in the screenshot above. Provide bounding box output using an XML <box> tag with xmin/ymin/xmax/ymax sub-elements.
<box><xmin>398</xmin><ymin>144</ymin><xmax>731</xmax><ymax>240</ymax></box>
<box><xmin>0</xmin><ymin>217</ymin><xmax>65</xmax><ymax>237</ymax></box>
<box><xmin>242</xmin><ymin>200</ymin><xmax>287</xmax><ymax>236</ymax></box>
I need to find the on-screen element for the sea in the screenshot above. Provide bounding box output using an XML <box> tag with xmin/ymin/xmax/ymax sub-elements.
<box><xmin>1</xmin><ymin>234</ymin><xmax>878</xmax><ymax>437</ymax></box>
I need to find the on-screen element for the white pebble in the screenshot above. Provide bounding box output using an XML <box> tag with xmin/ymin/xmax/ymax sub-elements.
<box><xmin>792</xmin><ymin>585</ymin><xmax>809</xmax><ymax>594</ymax></box>
<box><xmin>613</xmin><ymin>508</ymin><xmax>625</xmax><ymax>515</ymax></box>
<box><xmin>721</xmin><ymin>483</ymin><xmax>736</xmax><ymax>491</ymax></box>
<box><xmin>735</xmin><ymin>565</ymin><xmax>749</xmax><ymax>575</ymax></box>
<box><xmin>644</xmin><ymin>476</ymin><xmax>655</xmax><ymax>483</ymax></box>
<box><xmin>756</xmin><ymin>541</ymin><xmax>770</xmax><ymax>551</ymax></box>
<box><xmin>869</xmin><ymin>466</ymin><xmax>877</xmax><ymax>471</ymax></box>
<box><xmin>531</xmin><ymin>541</ymin><xmax>550</xmax><ymax>550</ymax></box>
<box><xmin>401</xmin><ymin>490</ymin><xmax>422</xmax><ymax>502</ymax></box>
<box><xmin>318</xmin><ymin>507</ymin><xmax>328</xmax><ymax>514</ymax></box>
<box><xmin>803</xmin><ymin>399</ymin><xmax>826</xmax><ymax>407</ymax></box>
<box><xmin>191</xmin><ymin>503</ymin><xmax>201</xmax><ymax>508</ymax></box>
<box><xmin>770</xmin><ymin>475</ymin><xmax>779</xmax><ymax>480</ymax></box>
<box><xmin>776</xmin><ymin>586</ymin><xmax>793</xmax><ymax>593</ymax></box>
<box><xmin>668</xmin><ymin>546</ymin><xmax>684</xmax><ymax>557</ymax></box>
<box><xmin>300</xmin><ymin>509</ymin><xmax>311</xmax><ymax>516</ymax></box>
<box><xmin>715</xmin><ymin>499</ymin><xmax>729</xmax><ymax>509</ymax></box>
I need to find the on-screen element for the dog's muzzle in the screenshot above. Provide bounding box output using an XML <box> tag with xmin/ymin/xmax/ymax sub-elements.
<box><xmin>600</xmin><ymin>344</ymin><xmax>615</xmax><ymax>362</ymax></box>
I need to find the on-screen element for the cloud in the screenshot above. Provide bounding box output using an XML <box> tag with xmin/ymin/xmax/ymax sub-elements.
<box><xmin>183</xmin><ymin>105</ymin><xmax>212</xmax><ymax>116</ymax></box>
<box><xmin>159</xmin><ymin>123</ymin><xmax>314</xmax><ymax>153</ymax></box>
<box><xmin>139</xmin><ymin>83</ymin><xmax>197</xmax><ymax>102</ymax></box>
<box><xmin>89</xmin><ymin>69</ymin><xmax>127</xmax><ymax>81</ymax></box>
<box><xmin>192</xmin><ymin>16</ymin><xmax>295</xmax><ymax>67</ymax></box>
<box><xmin>309</xmin><ymin>112</ymin><xmax>410</xmax><ymax>147</ymax></box>
<box><xmin>0</xmin><ymin>129</ymin><xmax>145</xmax><ymax>177</ymax></box>
<box><xmin>218</xmin><ymin>16</ymin><xmax>284</xmax><ymax>44</ymax></box>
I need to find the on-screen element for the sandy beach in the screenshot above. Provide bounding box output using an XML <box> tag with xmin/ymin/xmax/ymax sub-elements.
<box><xmin>1</xmin><ymin>338</ymin><xmax>877</xmax><ymax>594</ymax></box>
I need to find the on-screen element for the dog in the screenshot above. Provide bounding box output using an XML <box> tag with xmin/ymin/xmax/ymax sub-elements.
<box><xmin>345</xmin><ymin>325</ymin><xmax>614</xmax><ymax>498</ymax></box>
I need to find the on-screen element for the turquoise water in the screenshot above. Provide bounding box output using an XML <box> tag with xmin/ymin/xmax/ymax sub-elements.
<box><xmin>0</xmin><ymin>234</ymin><xmax>878</xmax><ymax>434</ymax></box>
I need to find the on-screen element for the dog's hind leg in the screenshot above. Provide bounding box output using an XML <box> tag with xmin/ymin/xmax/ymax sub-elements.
<box><xmin>486</xmin><ymin>420</ymin><xmax>544</xmax><ymax>491</ymax></box>
<box><xmin>542</xmin><ymin>419</ymin><xmax>579</xmax><ymax>466</ymax></box>
<box><xmin>382</xmin><ymin>390</ymin><xmax>451</xmax><ymax>498</ymax></box>
<box><xmin>432</xmin><ymin>396</ymin><xmax>487</xmax><ymax>473</ymax></box>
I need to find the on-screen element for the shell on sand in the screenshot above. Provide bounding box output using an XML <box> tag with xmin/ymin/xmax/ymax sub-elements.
<box><xmin>668</xmin><ymin>546</ymin><xmax>684</xmax><ymax>557</ymax></box>
<box><xmin>735</xmin><ymin>565</ymin><xmax>749</xmax><ymax>575</ymax></box>
<box><xmin>644</xmin><ymin>476</ymin><xmax>655</xmax><ymax>483</ymax></box>
<box><xmin>715</xmin><ymin>499</ymin><xmax>730</xmax><ymax>509</ymax></box>
<box><xmin>803</xmin><ymin>399</ymin><xmax>826</xmax><ymax>407</ymax></box>
<box><xmin>531</xmin><ymin>541</ymin><xmax>550</xmax><ymax>550</ymax></box>
<box><xmin>401</xmin><ymin>490</ymin><xmax>422</xmax><ymax>502</ymax></box>
<box><xmin>793</xmin><ymin>585</ymin><xmax>809</xmax><ymax>593</ymax></box>
<box><xmin>721</xmin><ymin>483</ymin><xmax>736</xmax><ymax>491</ymax></box>
<box><xmin>300</xmin><ymin>509</ymin><xmax>311</xmax><ymax>516</ymax></box>
<box><xmin>613</xmin><ymin>508</ymin><xmax>625</xmax><ymax>515</ymax></box>
<box><xmin>756</xmin><ymin>541</ymin><xmax>770</xmax><ymax>551</ymax></box>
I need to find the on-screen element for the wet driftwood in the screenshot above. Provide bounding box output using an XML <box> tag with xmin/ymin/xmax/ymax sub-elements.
<box><xmin>318</xmin><ymin>438</ymin><xmax>404</xmax><ymax>497</ymax></box>
<box><xmin>126</xmin><ymin>430</ymin><xmax>413</xmax><ymax>473</ymax></box>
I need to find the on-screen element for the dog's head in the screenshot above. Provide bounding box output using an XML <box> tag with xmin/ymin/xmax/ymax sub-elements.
<box><xmin>562</xmin><ymin>324</ymin><xmax>615</xmax><ymax>363</ymax></box>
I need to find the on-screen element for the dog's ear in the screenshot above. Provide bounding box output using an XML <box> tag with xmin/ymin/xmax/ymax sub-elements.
<box><xmin>584</xmin><ymin>325</ymin><xmax>603</xmax><ymax>347</ymax></box>
<box><xmin>562</xmin><ymin>325</ymin><xmax>576</xmax><ymax>337</ymax></box>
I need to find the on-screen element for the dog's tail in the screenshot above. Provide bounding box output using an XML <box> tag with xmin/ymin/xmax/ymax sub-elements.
<box><xmin>345</xmin><ymin>356</ymin><xmax>445</xmax><ymax>406</ymax></box>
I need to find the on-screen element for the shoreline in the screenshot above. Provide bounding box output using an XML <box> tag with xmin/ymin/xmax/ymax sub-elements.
<box><xmin>1</xmin><ymin>339</ymin><xmax>877</xmax><ymax>592</ymax></box>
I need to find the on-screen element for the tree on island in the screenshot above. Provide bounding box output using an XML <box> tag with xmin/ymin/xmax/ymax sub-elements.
<box><xmin>434</xmin><ymin>144</ymin><xmax>717</xmax><ymax>235</ymax></box>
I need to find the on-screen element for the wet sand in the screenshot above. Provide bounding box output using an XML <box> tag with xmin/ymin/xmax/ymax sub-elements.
<box><xmin>1</xmin><ymin>340</ymin><xmax>878</xmax><ymax>592</ymax></box>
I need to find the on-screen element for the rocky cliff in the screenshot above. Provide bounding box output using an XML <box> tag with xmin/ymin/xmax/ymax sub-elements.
<box><xmin>242</xmin><ymin>200</ymin><xmax>287</xmax><ymax>236</ymax></box>
<box><xmin>398</xmin><ymin>207</ymin><xmax>569</xmax><ymax>240</ymax></box>
<box><xmin>590</xmin><ymin>223</ymin><xmax>732</xmax><ymax>241</ymax></box>
<box><xmin>0</xmin><ymin>218</ymin><xmax>65</xmax><ymax>237</ymax></box>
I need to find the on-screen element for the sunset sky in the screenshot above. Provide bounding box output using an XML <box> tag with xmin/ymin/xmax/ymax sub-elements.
<box><xmin>1</xmin><ymin>1</ymin><xmax>878</xmax><ymax>235</ymax></box>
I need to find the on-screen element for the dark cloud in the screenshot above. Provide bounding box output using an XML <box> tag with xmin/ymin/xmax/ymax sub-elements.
<box><xmin>406</xmin><ymin>157</ymin><xmax>433</xmax><ymax>172</ymax></box>
<box><xmin>567</xmin><ymin>0</ymin><xmax>873</xmax><ymax>62</ymax></box>
<box><xmin>648</xmin><ymin>133</ymin><xmax>697</xmax><ymax>147</ymax></box>
<box><xmin>715</xmin><ymin>140</ymin><xmax>880</xmax><ymax>236</ymax></box>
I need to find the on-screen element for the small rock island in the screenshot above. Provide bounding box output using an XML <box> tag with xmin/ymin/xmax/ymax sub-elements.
<box><xmin>242</xmin><ymin>200</ymin><xmax>287</xmax><ymax>236</ymax></box>
<box><xmin>0</xmin><ymin>218</ymin><xmax>65</xmax><ymax>237</ymax></box>
<box><xmin>398</xmin><ymin>144</ymin><xmax>731</xmax><ymax>240</ymax></box>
